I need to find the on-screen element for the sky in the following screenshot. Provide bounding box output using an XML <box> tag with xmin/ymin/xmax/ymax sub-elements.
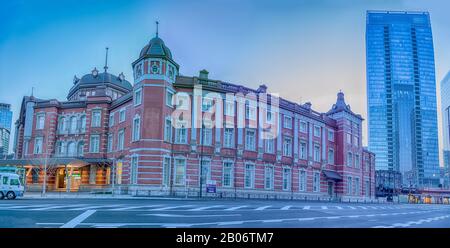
<box><xmin>0</xmin><ymin>0</ymin><xmax>449</xmax><ymax>165</ymax></box>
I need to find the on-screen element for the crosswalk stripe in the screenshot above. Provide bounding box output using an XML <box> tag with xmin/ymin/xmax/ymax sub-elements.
<box><xmin>68</xmin><ymin>204</ymin><xmax>123</xmax><ymax>211</ymax></box>
<box><xmin>336</xmin><ymin>206</ymin><xmax>343</xmax><ymax>210</ymax></box>
<box><xmin>303</xmin><ymin>206</ymin><xmax>311</xmax><ymax>210</ymax></box>
<box><xmin>281</xmin><ymin>206</ymin><xmax>292</xmax><ymax>210</ymax></box>
<box><xmin>189</xmin><ymin>205</ymin><xmax>223</xmax><ymax>211</ymax></box>
<box><xmin>255</xmin><ymin>206</ymin><xmax>271</xmax><ymax>210</ymax></box>
<box><xmin>151</xmin><ymin>205</ymin><xmax>193</xmax><ymax>211</ymax></box>
<box><xmin>321</xmin><ymin>206</ymin><xmax>328</xmax><ymax>210</ymax></box>
<box><xmin>30</xmin><ymin>204</ymin><xmax>88</xmax><ymax>210</ymax></box>
<box><xmin>358</xmin><ymin>206</ymin><xmax>367</xmax><ymax>210</ymax></box>
<box><xmin>225</xmin><ymin>206</ymin><xmax>248</xmax><ymax>211</ymax></box>
<box><xmin>348</xmin><ymin>206</ymin><xmax>356</xmax><ymax>210</ymax></box>
<box><xmin>110</xmin><ymin>205</ymin><xmax>163</xmax><ymax>211</ymax></box>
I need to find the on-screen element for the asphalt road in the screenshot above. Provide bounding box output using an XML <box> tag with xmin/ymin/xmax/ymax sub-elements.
<box><xmin>1</xmin><ymin>198</ymin><xmax>449</xmax><ymax>228</ymax></box>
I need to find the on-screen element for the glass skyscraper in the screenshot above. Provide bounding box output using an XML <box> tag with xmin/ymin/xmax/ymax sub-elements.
<box><xmin>0</xmin><ymin>103</ymin><xmax>12</xmax><ymax>156</ymax></box>
<box><xmin>441</xmin><ymin>71</ymin><xmax>450</xmax><ymax>187</ymax></box>
<box><xmin>366</xmin><ymin>11</ymin><xmax>440</xmax><ymax>188</ymax></box>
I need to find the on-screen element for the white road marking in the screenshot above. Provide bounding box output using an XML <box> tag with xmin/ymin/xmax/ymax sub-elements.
<box><xmin>68</xmin><ymin>204</ymin><xmax>122</xmax><ymax>211</ymax></box>
<box><xmin>225</xmin><ymin>206</ymin><xmax>248</xmax><ymax>211</ymax></box>
<box><xmin>303</xmin><ymin>206</ymin><xmax>311</xmax><ymax>210</ymax></box>
<box><xmin>150</xmin><ymin>205</ymin><xmax>193</xmax><ymax>211</ymax></box>
<box><xmin>321</xmin><ymin>206</ymin><xmax>328</xmax><ymax>210</ymax></box>
<box><xmin>30</xmin><ymin>204</ymin><xmax>88</xmax><ymax>211</ymax></box>
<box><xmin>255</xmin><ymin>206</ymin><xmax>271</xmax><ymax>210</ymax></box>
<box><xmin>188</xmin><ymin>205</ymin><xmax>224</xmax><ymax>211</ymax></box>
<box><xmin>358</xmin><ymin>206</ymin><xmax>367</xmax><ymax>210</ymax></box>
<box><xmin>281</xmin><ymin>206</ymin><xmax>292</xmax><ymax>210</ymax></box>
<box><xmin>336</xmin><ymin>206</ymin><xmax>343</xmax><ymax>210</ymax></box>
<box><xmin>0</xmin><ymin>204</ymin><xmax>52</xmax><ymax>209</ymax></box>
<box><xmin>347</xmin><ymin>206</ymin><xmax>356</xmax><ymax>210</ymax></box>
<box><xmin>60</xmin><ymin>210</ymin><xmax>96</xmax><ymax>228</ymax></box>
<box><xmin>143</xmin><ymin>213</ymin><xmax>241</xmax><ymax>218</ymax></box>
<box><xmin>217</xmin><ymin>221</ymin><xmax>244</xmax><ymax>226</ymax></box>
<box><xmin>111</xmin><ymin>205</ymin><xmax>164</xmax><ymax>211</ymax></box>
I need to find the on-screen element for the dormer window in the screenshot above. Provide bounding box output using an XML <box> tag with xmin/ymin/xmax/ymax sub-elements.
<box><xmin>118</xmin><ymin>72</ymin><xmax>125</xmax><ymax>81</ymax></box>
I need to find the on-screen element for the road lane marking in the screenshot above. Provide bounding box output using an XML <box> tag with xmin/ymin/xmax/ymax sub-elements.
<box><xmin>111</xmin><ymin>205</ymin><xmax>163</xmax><ymax>211</ymax></box>
<box><xmin>188</xmin><ymin>205</ymin><xmax>224</xmax><ymax>211</ymax></box>
<box><xmin>0</xmin><ymin>204</ymin><xmax>52</xmax><ymax>209</ymax></box>
<box><xmin>303</xmin><ymin>206</ymin><xmax>311</xmax><ymax>210</ymax></box>
<box><xmin>336</xmin><ymin>206</ymin><xmax>343</xmax><ymax>210</ymax></box>
<box><xmin>281</xmin><ymin>206</ymin><xmax>292</xmax><ymax>210</ymax></box>
<box><xmin>60</xmin><ymin>210</ymin><xmax>96</xmax><ymax>228</ymax></box>
<box><xmin>255</xmin><ymin>206</ymin><xmax>271</xmax><ymax>210</ymax></box>
<box><xmin>150</xmin><ymin>205</ymin><xmax>193</xmax><ymax>211</ymax></box>
<box><xmin>30</xmin><ymin>204</ymin><xmax>88</xmax><ymax>211</ymax></box>
<box><xmin>347</xmin><ymin>206</ymin><xmax>356</xmax><ymax>210</ymax></box>
<box><xmin>143</xmin><ymin>213</ymin><xmax>241</xmax><ymax>218</ymax></box>
<box><xmin>68</xmin><ymin>204</ymin><xmax>122</xmax><ymax>211</ymax></box>
<box><xmin>358</xmin><ymin>206</ymin><xmax>367</xmax><ymax>210</ymax></box>
<box><xmin>321</xmin><ymin>206</ymin><xmax>328</xmax><ymax>210</ymax></box>
<box><xmin>217</xmin><ymin>221</ymin><xmax>244</xmax><ymax>226</ymax></box>
<box><xmin>225</xmin><ymin>206</ymin><xmax>248</xmax><ymax>211</ymax></box>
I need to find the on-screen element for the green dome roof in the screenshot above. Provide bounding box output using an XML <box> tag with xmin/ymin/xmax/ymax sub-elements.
<box><xmin>139</xmin><ymin>36</ymin><xmax>173</xmax><ymax>59</ymax></box>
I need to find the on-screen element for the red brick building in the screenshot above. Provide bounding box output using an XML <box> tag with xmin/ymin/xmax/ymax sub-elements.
<box><xmin>7</xmin><ymin>31</ymin><xmax>375</xmax><ymax>201</ymax></box>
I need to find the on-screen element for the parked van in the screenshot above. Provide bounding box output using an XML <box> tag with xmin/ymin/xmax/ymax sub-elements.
<box><xmin>0</xmin><ymin>173</ymin><xmax>25</xmax><ymax>200</ymax></box>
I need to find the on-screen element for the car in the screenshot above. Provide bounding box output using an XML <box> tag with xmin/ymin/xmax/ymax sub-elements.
<box><xmin>0</xmin><ymin>173</ymin><xmax>25</xmax><ymax>200</ymax></box>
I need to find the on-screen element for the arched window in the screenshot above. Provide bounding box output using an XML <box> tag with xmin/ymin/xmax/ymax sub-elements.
<box><xmin>67</xmin><ymin>142</ymin><xmax>76</xmax><ymax>157</ymax></box>
<box><xmin>56</xmin><ymin>141</ymin><xmax>65</xmax><ymax>156</ymax></box>
<box><xmin>59</xmin><ymin>117</ymin><xmax>66</xmax><ymax>133</ymax></box>
<box><xmin>77</xmin><ymin>142</ymin><xmax>84</xmax><ymax>157</ymax></box>
<box><xmin>70</xmin><ymin>116</ymin><xmax>77</xmax><ymax>133</ymax></box>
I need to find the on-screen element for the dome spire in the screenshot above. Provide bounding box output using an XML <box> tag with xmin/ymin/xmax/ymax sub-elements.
<box><xmin>104</xmin><ymin>47</ymin><xmax>109</xmax><ymax>72</ymax></box>
<box><xmin>155</xmin><ymin>21</ymin><xmax>159</xmax><ymax>37</ymax></box>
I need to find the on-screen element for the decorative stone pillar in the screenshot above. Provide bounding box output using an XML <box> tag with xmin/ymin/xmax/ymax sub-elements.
<box><xmin>89</xmin><ymin>164</ymin><xmax>97</xmax><ymax>184</ymax></box>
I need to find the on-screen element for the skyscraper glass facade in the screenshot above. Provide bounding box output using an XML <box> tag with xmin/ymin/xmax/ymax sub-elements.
<box><xmin>366</xmin><ymin>11</ymin><xmax>440</xmax><ymax>188</ymax></box>
<box><xmin>441</xmin><ymin>72</ymin><xmax>450</xmax><ymax>183</ymax></box>
<box><xmin>0</xmin><ymin>103</ymin><xmax>12</xmax><ymax>156</ymax></box>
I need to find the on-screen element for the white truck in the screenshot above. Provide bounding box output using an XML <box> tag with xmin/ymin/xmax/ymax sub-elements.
<box><xmin>0</xmin><ymin>173</ymin><xmax>25</xmax><ymax>200</ymax></box>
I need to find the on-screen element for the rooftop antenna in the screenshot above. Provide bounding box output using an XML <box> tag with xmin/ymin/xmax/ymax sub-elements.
<box><xmin>156</xmin><ymin>21</ymin><xmax>159</xmax><ymax>37</ymax></box>
<box><xmin>104</xmin><ymin>47</ymin><xmax>109</xmax><ymax>72</ymax></box>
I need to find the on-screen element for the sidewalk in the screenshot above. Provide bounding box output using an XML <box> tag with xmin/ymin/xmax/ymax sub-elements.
<box><xmin>22</xmin><ymin>192</ymin><xmax>196</xmax><ymax>200</ymax></box>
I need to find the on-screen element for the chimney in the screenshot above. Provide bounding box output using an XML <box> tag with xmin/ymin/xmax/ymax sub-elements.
<box><xmin>199</xmin><ymin>69</ymin><xmax>209</xmax><ymax>80</ymax></box>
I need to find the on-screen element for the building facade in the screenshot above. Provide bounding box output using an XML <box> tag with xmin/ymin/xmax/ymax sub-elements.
<box><xmin>7</xmin><ymin>31</ymin><xmax>375</xmax><ymax>200</ymax></box>
<box><xmin>366</xmin><ymin>11</ymin><xmax>440</xmax><ymax>188</ymax></box>
<box><xmin>441</xmin><ymin>71</ymin><xmax>450</xmax><ymax>188</ymax></box>
<box><xmin>0</xmin><ymin>103</ymin><xmax>12</xmax><ymax>157</ymax></box>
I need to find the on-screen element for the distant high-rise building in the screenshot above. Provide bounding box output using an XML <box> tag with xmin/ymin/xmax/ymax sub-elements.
<box><xmin>366</xmin><ymin>11</ymin><xmax>440</xmax><ymax>188</ymax></box>
<box><xmin>441</xmin><ymin>71</ymin><xmax>450</xmax><ymax>188</ymax></box>
<box><xmin>0</xmin><ymin>103</ymin><xmax>13</xmax><ymax>157</ymax></box>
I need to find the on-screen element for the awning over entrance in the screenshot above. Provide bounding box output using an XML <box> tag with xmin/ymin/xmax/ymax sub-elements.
<box><xmin>322</xmin><ymin>170</ymin><xmax>343</xmax><ymax>181</ymax></box>
<box><xmin>0</xmin><ymin>157</ymin><xmax>112</xmax><ymax>167</ymax></box>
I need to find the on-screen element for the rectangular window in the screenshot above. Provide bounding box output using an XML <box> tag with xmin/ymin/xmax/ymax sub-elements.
<box><xmin>36</xmin><ymin>114</ymin><xmax>45</xmax><ymax>130</ymax></box>
<box><xmin>266</xmin><ymin>111</ymin><xmax>274</xmax><ymax>124</ymax></box>
<box><xmin>300</xmin><ymin>141</ymin><xmax>307</xmax><ymax>159</ymax></box>
<box><xmin>245</xmin><ymin>104</ymin><xmax>256</xmax><ymax>120</ymax></box>
<box><xmin>313</xmin><ymin>144</ymin><xmax>320</xmax><ymax>162</ymax></box>
<box><xmin>347</xmin><ymin>176</ymin><xmax>352</xmax><ymax>195</ymax></box>
<box><xmin>299</xmin><ymin>170</ymin><xmax>306</xmax><ymax>192</ymax></box>
<box><xmin>89</xmin><ymin>135</ymin><xmax>100</xmax><ymax>153</ymax></box>
<box><xmin>132</xmin><ymin>116</ymin><xmax>140</xmax><ymax>141</ymax></box>
<box><xmin>328</xmin><ymin>130</ymin><xmax>334</xmax><ymax>141</ymax></box>
<box><xmin>163</xmin><ymin>157</ymin><xmax>171</xmax><ymax>187</ymax></box>
<box><xmin>109</xmin><ymin>113</ymin><xmax>115</xmax><ymax>127</ymax></box>
<box><xmin>225</xmin><ymin>101</ymin><xmax>235</xmax><ymax>116</ymax></box>
<box><xmin>117</xmin><ymin>130</ymin><xmax>124</xmax><ymax>150</ymax></box>
<box><xmin>244</xmin><ymin>164</ymin><xmax>255</xmax><ymax>188</ymax></box>
<box><xmin>313</xmin><ymin>171</ymin><xmax>320</xmax><ymax>192</ymax></box>
<box><xmin>131</xmin><ymin>156</ymin><xmax>138</xmax><ymax>184</ymax></box>
<box><xmin>353</xmin><ymin>136</ymin><xmax>359</xmax><ymax>147</ymax></box>
<box><xmin>355</xmin><ymin>154</ymin><xmax>360</xmax><ymax>168</ymax></box>
<box><xmin>264</xmin><ymin>165</ymin><xmax>274</xmax><ymax>190</ymax></box>
<box><xmin>175</xmin><ymin>122</ymin><xmax>187</xmax><ymax>144</ymax></box>
<box><xmin>119</xmin><ymin>109</ymin><xmax>126</xmax><ymax>122</ymax></box>
<box><xmin>166</xmin><ymin>90</ymin><xmax>174</xmax><ymax>107</ymax></box>
<box><xmin>91</xmin><ymin>110</ymin><xmax>101</xmax><ymax>127</ymax></box>
<box><xmin>223</xmin><ymin>161</ymin><xmax>233</xmax><ymax>187</ymax></box>
<box><xmin>354</xmin><ymin>177</ymin><xmax>360</xmax><ymax>195</ymax></box>
<box><xmin>328</xmin><ymin>148</ymin><xmax>335</xmax><ymax>164</ymax></box>
<box><xmin>202</xmin><ymin>98</ymin><xmax>214</xmax><ymax>112</ymax></box>
<box><xmin>245</xmin><ymin>129</ymin><xmax>256</xmax><ymax>151</ymax></box>
<box><xmin>34</xmin><ymin>137</ymin><xmax>43</xmax><ymax>154</ymax></box>
<box><xmin>283</xmin><ymin>136</ymin><xmax>292</xmax><ymax>156</ymax></box>
<box><xmin>164</xmin><ymin>118</ymin><xmax>172</xmax><ymax>142</ymax></box>
<box><xmin>174</xmin><ymin>158</ymin><xmax>186</xmax><ymax>185</ymax></box>
<box><xmin>265</xmin><ymin>133</ymin><xmax>275</xmax><ymax>154</ymax></box>
<box><xmin>314</xmin><ymin>126</ymin><xmax>321</xmax><ymax>137</ymax></box>
<box><xmin>299</xmin><ymin>121</ymin><xmax>307</xmax><ymax>133</ymax></box>
<box><xmin>134</xmin><ymin>88</ymin><xmax>142</xmax><ymax>106</ymax></box>
<box><xmin>200</xmin><ymin>159</ymin><xmax>211</xmax><ymax>184</ymax></box>
<box><xmin>347</xmin><ymin>152</ymin><xmax>353</xmax><ymax>167</ymax></box>
<box><xmin>224</xmin><ymin>128</ymin><xmax>234</xmax><ymax>148</ymax></box>
<box><xmin>201</xmin><ymin>127</ymin><xmax>212</xmax><ymax>146</ymax></box>
<box><xmin>346</xmin><ymin>133</ymin><xmax>352</xmax><ymax>144</ymax></box>
<box><xmin>365</xmin><ymin>180</ymin><xmax>370</xmax><ymax>196</ymax></box>
<box><xmin>283</xmin><ymin>116</ymin><xmax>292</xmax><ymax>129</ymax></box>
<box><xmin>282</xmin><ymin>168</ymin><xmax>292</xmax><ymax>191</ymax></box>
<box><xmin>107</xmin><ymin>134</ymin><xmax>113</xmax><ymax>152</ymax></box>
